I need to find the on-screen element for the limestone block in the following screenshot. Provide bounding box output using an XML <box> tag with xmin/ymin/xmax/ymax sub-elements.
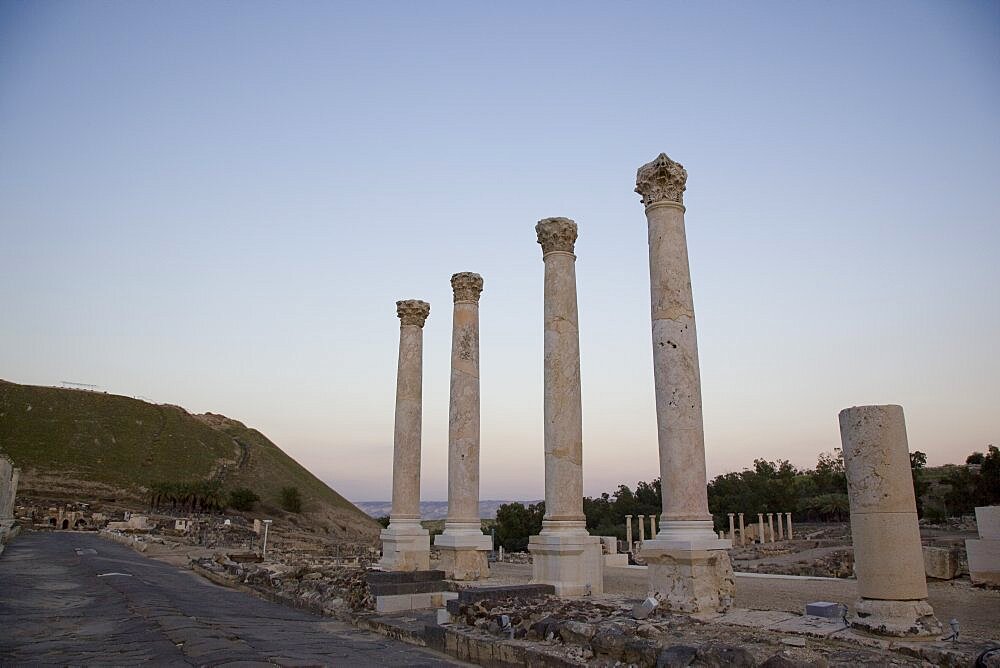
<box><xmin>851</xmin><ymin>512</ymin><xmax>927</xmax><ymax>600</ymax></box>
<box><xmin>966</xmin><ymin>538</ymin><xmax>1000</xmax><ymax>587</ymax></box>
<box><xmin>643</xmin><ymin>547</ymin><xmax>734</xmax><ymax>614</ymax></box>
<box><xmin>375</xmin><ymin>594</ymin><xmax>414</xmax><ymax>613</ymax></box>
<box><xmin>528</xmin><ymin>531</ymin><xmax>603</xmax><ymax>596</ymax></box>
<box><xmin>922</xmin><ymin>546</ymin><xmax>960</xmax><ymax>580</ymax></box>
<box><xmin>604</xmin><ymin>554</ymin><xmax>628</xmax><ymax>567</ymax></box>
<box><xmin>849</xmin><ymin>598</ymin><xmax>942</xmax><ymax>637</ymax></box>
<box><xmin>437</xmin><ymin>544</ymin><xmax>490</xmax><ymax>581</ymax></box>
<box><xmin>975</xmin><ymin>506</ymin><xmax>1000</xmax><ymax>540</ymax></box>
<box><xmin>380</xmin><ymin>523</ymin><xmax>430</xmax><ymax>572</ymax></box>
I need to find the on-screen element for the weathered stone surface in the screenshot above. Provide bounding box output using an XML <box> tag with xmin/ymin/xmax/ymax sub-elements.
<box><xmin>529</xmin><ymin>217</ymin><xmax>603</xmax><ymax>596</ymax></box>
<box><xmin>435</xmin><ymin>272</ymin><xmax>491</xmax><ymax>580</ymax></box>
<box><xmin>382</xmin><ymin>299</ymin><xmax>431</xmax><ymax>572</ymax></box>
<box><xmin>694</xmin><ymin>642</ymin><xmax>757</xmax><ymax>667</ymax></box>
<box><xmin>922</xmin><ymin>546</ymin><xmax>960</xmax><ymax>580</ymax></box>
<box><xmin>643</xmin><ymin>548</ymin><xmax>735</xmax><ymax>614</ymax></box>
<box><xmin>839</xmin><ymin>404</ymin><xmax>940</xmax><ymax>636</ymax></box>
<box><xmin>657</xmin><ymin>644</ymin><xmax>698</xmax><ymax>668</ymax></box>
<box><xmin>557</xmin><ymin>619</ymin><xmax>595</xmax><ymax>645</ymax></box>
<box><xmin>638</xmin><ymin>152</ymin><xmax>731</xmax><ymax>613</ymax></box>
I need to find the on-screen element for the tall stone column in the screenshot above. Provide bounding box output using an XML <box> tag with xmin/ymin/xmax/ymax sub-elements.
<box><xmin>738</xmin><ymin>513</ymin><xmax>746</xmax><ymax>546</ymax></box>
<box><xmin>767</xmin><ymin>513</ymin><xmax>775</xmax><ymax>542</ymax></box>
<box><xmin>786</xmin><ymin>513</ymin><xmax>793</xmax><ymax>540</ymax></box>
<box><xmin>638</xmin><ymin>515</ymin><xmax>646</xmax><ymax>542</ymax></box>
<box><xmin>625</xmin><ymin>515</ymin><xmax>633</xmax><ymax>552</ymax></box>
<box><xmin>528</xmin><ymin>217</ymin><xmax>603</xmax><ymax>596</ymax></box>
<box><xmin>840</xmin><ymin>405</ymin><xmax>941</xmax><ymax>637</ymax></box>
<box><xmin>380</xmin><ymin>300</ymin><xmax>431</xmax><ymax>572</ymax></box>
<box><xmin>435</xmin><ymin>273</ymin><xmax>492</xmax><ymax>579</ymax></box>
<box><xmin>635</xmin><ymin>153</ymin><xmax>733</xmax><ymax>613</ymax></box>
<box><xmin>757</xmin><ymin>514</ymin><xmax>765</xmax><ymax>544</ymax></box>
<box><xmin>728</xmin><ymin>514</ymin><xmax>736</xmax><ymax>541</ymax></box>
<box><xmin>650</xmin><ymin>514</ymin><xmax>657</xmax><ymax>537</ymax></box>
<box><xmin>777</xmin><ymin>513</ymin><xmax>784</xmax><ymax>540</ymax></box>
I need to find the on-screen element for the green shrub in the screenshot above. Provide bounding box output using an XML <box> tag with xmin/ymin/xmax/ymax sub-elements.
<box><xmin>228</xmin><ymin>487</ymin><xmax>260</xmax><ymax>511</ymax></box>
<box><xmin>280</xmin><ymin>486</ymin><xmax>303</xmax><ymax>513</ymax></box>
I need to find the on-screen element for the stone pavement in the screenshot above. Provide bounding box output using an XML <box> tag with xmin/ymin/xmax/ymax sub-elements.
<box><xmin>0</xmin><ymin>532</ymin><xmax>459</xmax><ymax>666</ymax></box>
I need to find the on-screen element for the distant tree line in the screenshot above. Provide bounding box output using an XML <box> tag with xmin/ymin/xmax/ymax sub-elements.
<box><xmin>492</xmin><ymin>446</ymin><xmax>1000</xmax><ymax>548</ymax></box>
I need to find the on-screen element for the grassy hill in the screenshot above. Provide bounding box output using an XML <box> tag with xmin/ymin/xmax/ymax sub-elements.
<box><xmin>0</xmin><ymin>380</ymin><xmax>379</xmax><ymax>542</ymax></box>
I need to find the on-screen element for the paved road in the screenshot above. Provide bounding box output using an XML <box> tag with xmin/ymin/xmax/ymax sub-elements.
<box><xmin>0</xmin><ymin>532</ymin><xmax>457</xmax><ymax>666</ymax></box>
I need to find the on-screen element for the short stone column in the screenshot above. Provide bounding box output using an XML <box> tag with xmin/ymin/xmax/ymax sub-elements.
<box><xmin>625</xmin><ymin>515</ymin><xmax>633</xmax><ymax>552</ymax></box>
<box><xmin>435</xmin><ymin>273</ymin><xmax>492</xmax><ymax>580</ymax></box>
<box><xmin>786</xmin><ymin>513</ymin><xmax>793</xmax><ymax>540</ymax></box>
<box><xmin>767</xmin><ymin>513</ymin><xmax>775</xmax><ymax>542</ymax></box>
<box><xmin>727</xmin><ymin>514</ymin><xmax>736</xmax><ymax>541</ymax></box>
<box><xmin>634</xmin><ymin>153</ymin><xmax>733</xmax><ymax>613</ymax></box>
<box><xmin>757</xmin><ymin>513</ymin><xmax>765</xmax><ymax>544</ymax></box>
<box><xmin>527</xmin><ymin>217</ymin><xmax>603</xmax><ymax>596</ymax></box>
<box><xmin>650</xmin><ymin>514</ymin><xmax>657</xmax><ymax>537</ymax></box>
<box><xmin>380</xmin><ymin>300</ymin><xmax>432</xmax><ymax>571</ymax></box>
<box><xmin>840</xmin><ymin>405</ymin><xmax>941</xmax><ymax>636</ymax></box>
<box><xmin>638</xmin><ymin>515</ymin><xmax>646</xmax><ymax>542</ymax></box>
<box><xmin>738</xmin><ymin>513</ymin><xmax>746</xmax><ymax>546</ymax></box>
<box><xmin>776</xmin><ymin>513</ymin><xmax>784</xmax><ymax>540</ymax></box>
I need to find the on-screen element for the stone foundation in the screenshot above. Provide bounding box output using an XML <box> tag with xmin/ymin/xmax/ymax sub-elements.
<box><xmin>380</xmin><ymin>520</ymin><xmax>430</xmax><ymax>572</ymax></box>
<box><xmin>435</xmin><ymin>531</ymin><xmax>492</xmax><ymax>580</ymax></box>
<box><xmin>849</xmin><ymin>598</ymin><xmax>943</xmax><ymax>637</ymax></box>
<box><xmin>528</xmin><ymin>530</ymin><xmax>603</xmax><ymax>596</ymax></box>
<box><xmin>642</xmin><ymin>546</ymin><xmax>735</xmax><ymax>614</ymax></box>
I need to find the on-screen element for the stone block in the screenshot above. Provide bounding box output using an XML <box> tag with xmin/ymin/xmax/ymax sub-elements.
<box><xmin>922</xmin><ymin>546</ymin><xmax>960</xmax><ymax>580</ymax></box>
<box><xmin>849</xmin><ymin>598</ymin><xmax>942</xmax><ymax>637</ymax></box>
<box><xmin>604</xmin><ymin>553</ymin><xmax>628</xmax><ymax>567</ymax></box>
<box><xmin>805</xmin><ymin>601</ymin><xmax>845</xmax><ymax>619</ymax></box>
<box><xmin>409</xmin><ymin>592</ymin><xmax>434</xmax><ymax>609</ymax></box>
<box><xmin>528</xmin><ymin>532</ymin><xmax>604</xmax><ymax>596</ymax></box>
<box><xmin>455</xmin><ymin>583</ymin><xmax>554</xmax><ymax>604</ymax></box>
<box><xmin>966</xmin><ymin>538</ymin><xmax>1000</xmax><ymax>587</ymax></box>
<box><xmin>643</xmin><ymin>547</ymin><xmax>734</xmax><ymax>614</ymax></box>
<box><xmin>375</xmin><ymin>594</ymin><xmax>413</xmax><ymax>613</ymax></box>
<box><xmin>975</xmin><ymin>506</ymin><xmax>1000</xmax><ymax>540</ymax></box>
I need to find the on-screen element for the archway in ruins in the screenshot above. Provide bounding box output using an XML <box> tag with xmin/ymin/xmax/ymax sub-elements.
<box><xmin>61</xmin><ymin>519</ymin><xmax>69</xmax><ymax>530</ymax></box>
<box><xmin>48</xmin><ymin>517</ymin><xmax>56</xmax><ymax>526</ymax></box>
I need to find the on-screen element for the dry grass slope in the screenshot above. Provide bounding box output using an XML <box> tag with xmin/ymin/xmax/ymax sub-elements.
<box><xmin>0</xmin><ymin>379</ymin><xmax>379</xmax><ymax>542</ymax></box>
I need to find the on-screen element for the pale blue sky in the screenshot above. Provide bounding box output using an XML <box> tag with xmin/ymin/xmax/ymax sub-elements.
<box><xmin>1</xmin><ymin>2</ymin><xmax>998</xmax><ymax>502</ymax></box>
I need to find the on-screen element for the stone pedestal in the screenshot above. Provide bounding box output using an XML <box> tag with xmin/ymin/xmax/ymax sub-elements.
<box><xmin>967</xmin><ymin>506</ymin><xmax>1000</xmax><ymax>587</ymax></box>
<box><xmin>527</xmin><ymin>217</ymin><xmax>603</xmax><ymax>596</ymax></box>
<box><xmin>840</xmin><ymin>404</ymin><xmax>941</xmax><ymax>637</ymax></box>
<box><xmin>435</xmin><ymin>272</ymin><xmax>491</xmax><ymax>580</ymax></box>
<box><xmin>381</xmin><ymin>300</ymin><xmax>431</xmax><ymax>572</ymax></box>
<box><xmin>636</xmin><ymin>153</ymin><xmax>731</xmax><ymax>613</ymax></box>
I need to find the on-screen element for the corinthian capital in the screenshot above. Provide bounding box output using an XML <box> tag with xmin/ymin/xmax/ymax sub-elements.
<box><xmin>535</xmin><ymin>217</ymin><xmax>578</xmax><ymax>255</ymax></box>
<box><xmin>635</xmin><ymin>153</ymin><xmax>687</xmax><ymax>206</ymax></box>
<box><xmin>451</xmin><ymin>272</ymin><xmax>484</xmax><ymax>304</ymax></box>
<box><xmin>396</xmin><ymin>299</ymin><xmax>430</xmax><ymax>327</ymax></box>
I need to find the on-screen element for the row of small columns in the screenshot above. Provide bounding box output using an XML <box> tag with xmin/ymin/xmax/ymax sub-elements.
<box><xmin>725</xmin><ymin>512</ymin><xmax>794</xmax><ymax>545</ymax></box>
<box><xmin>623</xmin><ymin>514</ymin><xmax>658</xmax><ymax>551</ymax></box>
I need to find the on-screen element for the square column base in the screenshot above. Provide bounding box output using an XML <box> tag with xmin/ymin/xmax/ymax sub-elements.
<box><xmin>528</xmin><ymin>531</ymin><xmax>604</xmax><ymax>596</ymax></box>
<box><xmin>849</xmin><ymin>598</ymin><xmax>942</xmax><ymax>637</ymax></box>
<box><xmin>380</xmin><ymin>521</ymin><xmax>430</xmax><ymax>572</ymax></box>
<box><xmin>641</xmin><ymin>542</ymin><xmax>735</xmax><ymax>614</ymax></box>
<box><xmin>434</xmin><ymin>531</ymin><xmax>492</xmax><ymax>580</ymax></box>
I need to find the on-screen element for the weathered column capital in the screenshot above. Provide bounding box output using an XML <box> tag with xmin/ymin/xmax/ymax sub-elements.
<box><xmin>535</xmin><ymin>217</ymin><xmax>578</xmax><ymax>255</ymax></box>
<box><xmin>635</xmin><ymin>152</ymin><xmax>687</xmax><ymax>207</ymax></box>
<box><xmin>396</xmin><ymin>299</ymin><xmax>430</xmax><ymax>327</ymax></box>
<box><xmin>451</xmin><ymin>272</ymin><xmax>484</xmax><ymax>304</ymax></box>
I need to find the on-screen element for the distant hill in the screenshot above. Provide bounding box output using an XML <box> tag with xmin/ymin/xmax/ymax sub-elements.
<box><xmin>354</xmin><ymin>500</ymin><xmax>541</xmax><ymax>520</ymax></box>
<box><xmin>0</xmin><ymin>380</ymin><xmax>380</xmax><ymax>543</ymax></box>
